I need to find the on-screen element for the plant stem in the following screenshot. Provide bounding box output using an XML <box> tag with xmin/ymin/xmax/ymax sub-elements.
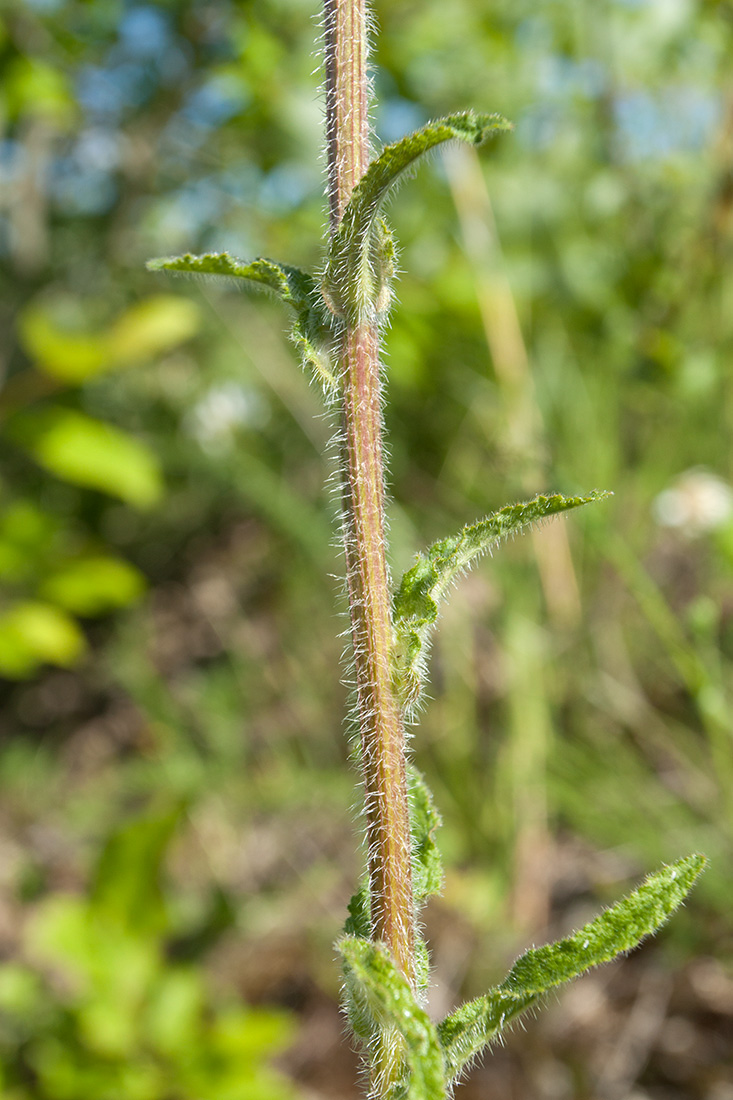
<box><xmin>323</xmin><ymin>0</ymin><xmax>415</xmax><ymax>985</ymax></box>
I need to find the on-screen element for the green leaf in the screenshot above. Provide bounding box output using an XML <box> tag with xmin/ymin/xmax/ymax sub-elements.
<box><xmin>19</xmin><ymin>295</ymin><xmax>201</xmax><ymax>382</ymax></box>
<box><xmin>18</xmin><ymin>302</ymin><xmax>108</xmax><ymax>383</ymax></box>
<box><xmin>391</xmin><ymin>491</ymin><xmax>608</xmax><ymax>711</ymax></box>
<box><xmin>92</xmin><ymin>806</ymin><xmax>184</xmax><ymax>936</ymax></box>
<box><xmin>109</xmin><ymin>295</ymin><xmax>201</xmax><ymax>364</ymax></box>
<box><xmin>24</xmin><ymin>410</ymin><xmax>163</xmax><ymax>509</ymax></box>
<box><xmin>148</xmin><ymin>254</ymin><xmax>340</xmax><ymax>395</ymax></box>
<box><xmin>143</xmin><ymin>968</ymin><xmax>205</xmax><ymax>1058</ymax></box>
<box><xmin>408</xmin><ymin>767</ymin><xmax>443</xmax><ymax>906</ymax></box>
<box><xmin>438</xmin><ymin>854</ymin><xmax>706</xmax><ymax>1083</ymax></box>
<box><xmin>341</xmin><ymin>887</ymin><xmax>374</xmax><ymax>1040</ymax></box>
<box><xmin>290</xmin><ymin>311</ymin><xmax>340</xmax><ymax>396</ymax></box>
<box><xmin>146</xmin><ymin>253</ymin><xmax>315</xmax><ymax>311</ymax></box>
<box><xmin>0</xmin><ymin>600</ymin><xmax>86</xmax><ymax>678</ymax></box>
<box><xmin>4</xmin><ymin>56</ymin><xmax>76</xmax><ymax>127</ymax></box>
<box><xmin>324</xmin><ymin>111</ymin><xmax>511</xmax><ymax>321</ymax></box>
<box><xmin>338</xmin><ymin>936</ymin><xmax>446</xmax><ymax>1100</ymax></box>
<box><xmin>0</xmin><ymin>500</ymin><xmax>61</xmax><ymax>582</ymax></box>
<box><xmin>40</xmin><ymin>555</ymin><xmax>146</xmax><ymax>616</ymax></box>
<box><xmin>344</xmin><ymin>883</ymin><xmax>372</xmax><ymax>939</ymax></box>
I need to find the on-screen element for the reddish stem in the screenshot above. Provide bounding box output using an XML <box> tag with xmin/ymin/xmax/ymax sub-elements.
<box><xmin>323</xmin><ymin>0</ymin><xmax>415</xmax><ymax>983</ymax></box>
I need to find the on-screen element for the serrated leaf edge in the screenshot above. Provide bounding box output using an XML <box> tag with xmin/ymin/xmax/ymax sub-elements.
<box><xmin>438</xmin><ymin>854</ymin><xmax>706</xmax><ymax>1083</ymax></box>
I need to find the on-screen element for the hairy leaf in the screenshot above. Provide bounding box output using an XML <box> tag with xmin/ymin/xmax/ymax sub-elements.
<box><xmin>339</xmin><ymin>936</ymin><xmax>446</xmax><ymax>1100</ymax></box>
<box><xmin>408</xmin><ymin>767</ymin><xmax>443</xmax><ymax>906</ymax></box>
<box><xmin>341</xmin><ymin>887</ymin><xmax>374</xmax><ymax>1039</ymax></box>
<box><xmin>438</xmin><ymin>854</ymin><xmax>706</xmax><ymax>1083</ymax></box>
<box><xmin>323</xmin><ymin>111</ymin><xmax>511</xmax><ymax>321</ymax></box>
<box><xmin>344</xmin><ymin>883</ymin><xmax>372</xmax><ymax>939</ymax></box>
<box><xmin>147</xmin><ymin>253</ymin><xmax>315</xmax><ymax>308</ymax></box>
<box><xmin>148</xmin><ymin>253</ymin><xmax>340</xmax><ymax>395</ymax></box>
<box><xmin>391</xmin><ymin>491</ymin><xmax>608</xmax><ymax>710</ymax></box>
<box><xmin>290</xmin><ymin>311</ymin><xmax>340</xmax><ymax>395</ymax></box>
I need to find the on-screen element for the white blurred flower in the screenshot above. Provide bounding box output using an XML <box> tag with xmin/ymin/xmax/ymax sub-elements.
<box><xmin>185</xmin><ymin>382</ymin><xmax>269</xmax><ymax>452</ymax></box>
<box><xmin>652</xmin><ymin>468</ymin><xmax>733</xmax><ymax>535</ymax></box>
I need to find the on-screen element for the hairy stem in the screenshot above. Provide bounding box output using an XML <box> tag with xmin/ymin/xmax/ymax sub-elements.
<box><xmin>323</xmin><ymin>0</ymin><xmax>371</xmax><ymax>227</ymax></box>
<box><xmin>323</xmin><ymin>0</ymin><xmax>415</xmax><ymax>987</ymax></box>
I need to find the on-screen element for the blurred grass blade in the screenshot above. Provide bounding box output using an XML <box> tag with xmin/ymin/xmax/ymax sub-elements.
<box><xmin>391</xmin><ymin>491</ymin><xmax>608</xmax><ymax>710</ymax></box>
<box><xmin>339</xmin><ymin>936</ymin><xmax>446</xmax><ymax>1100</ymax></box>
<box><xmin>438</xmin><ymin>854</ymin><xmax>706</xmax><ymax>1083</ymax></box>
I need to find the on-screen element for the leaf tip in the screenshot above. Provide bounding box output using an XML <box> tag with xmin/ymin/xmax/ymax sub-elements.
<box><xmin>670</xmin><ymin>851</ymin><xmax>707</xmax><ymax>884</ymax></box>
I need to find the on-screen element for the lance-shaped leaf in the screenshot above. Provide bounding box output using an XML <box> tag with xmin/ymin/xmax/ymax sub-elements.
<box><xmin>147</xmin><ymin>253</ymin><xmax>315</xmax><ymax>308</ymax></box>
<box><xmin>438</xmin><ymin>853</ymin><xmax>706</xmax><ymax>1083</ymax></box>
<box><xmin>148</xmin><ymin>252</ymin><xmax>340</xmax><ymax>394</ymax></box>
<box><xmin>408</xmin><ymin>767</ymin><xmax>443</xmax><ymax>906</ymax></box>
<box><xmin>391</xmin><ymin>491</ymin><xmax>608</xmax><ymax>711</ymax></box>
<box><xmin>339</xmin><ymin>936</ymin><xmax>447</xmax><ymax>1100</ymax></box>
<box><xmin>324</xmin><ymin>111</ymin><xmax>511</xmax><ymax>321</ymax></box>
<box><xmin>291</xmin><ymin>310</ymin><xmax>340</xmax><ymax>396</ymax></box>
<box><xmin>340</xmin><ymin>886</ymin><xmax>374</xmax><ymax>1039</ymax></box>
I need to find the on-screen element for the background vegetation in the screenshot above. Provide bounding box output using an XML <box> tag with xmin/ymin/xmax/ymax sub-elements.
<box><xmin>0</xmin><ymin>0</ymin><xmax>731</xmax><ymax>1097</ymax></box>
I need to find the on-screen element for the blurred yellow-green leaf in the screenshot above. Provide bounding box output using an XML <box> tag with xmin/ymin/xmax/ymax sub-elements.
<box><xmin>143</xmin><ymin>969</ymin><xmax>204</xmax><ymax>1057</ymax></box>
<box><xmin>0</xmin><ymin>601</ymin><xmax>86</xmax><ymax>678</ymax></box>
<box><xmin>0</xmin><ymin>501</ymin><xmax>60</xmax><ymax>582</ymax></box>
<box><xmin>109</xmin><ymin>296</ymin><xmax>202</xmax><ymax>363</ymax></box>
<box><xmin>18</xmin><ymin>295</ymin><xmax>201</xmax><ymax>383</ymax></box>
<box><xmin>0</xmin><ymin>964</ymin><xmax>42</xmax><ymax>1017</ymax></box>
<box><xmin>40</xmin><ymin>556</ymin><xmax>146</xmax><ymax>616</ymax></box>
<box><xmin>3</xmin><ymin>57</ymin><xmax>76</xmax><ymax>126</ymax></box>
<box><xmin>211</xmin><ymin>1006</ymin><xmax>296</xmax><ymax>1059</ymax></box>
<box><xmin>18</xmin><ymin>304</ymin><xmax>108</xmax><ymax>383</ymax></box>
<box><xmin>26</xmin><ymin>894</ymin><xmax>157</xmax><ymax>1005</ymax></box>
<box><xmin>25</xmin><ymin>411</ymin><xmax>163</xmax><ymax>509</ymax></box>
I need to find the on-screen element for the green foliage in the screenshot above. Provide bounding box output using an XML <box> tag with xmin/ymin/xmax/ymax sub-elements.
<box><xmin>1</xmin><ymin>0</ymin><xmax>724</xmax><ymax>1096</ymax></box>
<box><xmin>0</xmin><ymin>807</ymin><xmax>298</xmax><ymax>1100</ymax></box>
<box><xmin>407</xmin><ymin>767</ymin><xmax>443</xmax><ymax>905</ymax></box>
<box><xmin>0</xmin><ymin>600</ymin><xmax>85</xmax><ymax>678</ymax></box>
<box><xmin>146</xmin><ymin>254</ymin><xmax>313</xmax><ymax>306</ymax></box>
<box><xmin>149</xmin><ymin>38</ymin><xmax>704</xmax><ymax>1085</ymax></box>
<box><xmin>0</xmin><ymin>495</ymin><xmax>147</xmax><ymax>677</ymax></box>
<box><xmin>21</xmin><ymin>410</ymin><xmax>163</xmax><ymax>509</ymax></box>
<box><xmin>342</xmin><ymin>804</ymin><xmax>703</xmax><ymax>1096</ymax></box>
<box><xmin>391</xmin><ymin>491</ymin><xmax>608</xmax><ymax>711</ymax></box>
<box><xmin>339</xmin><ymin>937</ymin><xmax>446</xmax><ymax>1100</ymax></box>
<box><xmin>323</xmin><ymin>112</ymin><xmax>511</xmax><ymax>323</ymax></box>
<box><xmin>438</xmin><ymin>854</ymin><xmax>706</xmax><ymax>1084</ymax></box>
<box><xmin>39</xmin><ymin>556</ymin><xmax>145</xmax><ymax>616</ymax></box>
<box><xmin>147</xmin><ymin>253</ymin><xmax>338</xmax><ymax>395</ymax></box>
<box><xmin>3</xmin><ymin>55</ymin><xmax>76</xmax><ymax>126</ymax></box>
<box><xmin>19</xmin><ymin>294</ymin><xmax>201</xmax><ymax>382</ymax></box>
<box><xmin>0</xmin><ymin>289</ymin><xmax>202</xmax><ymax>678</ymax></box>
<box><xmin>341</xmin><ymin>849</ymin><xmax>702</xmax><ymax>1098</ymax></box>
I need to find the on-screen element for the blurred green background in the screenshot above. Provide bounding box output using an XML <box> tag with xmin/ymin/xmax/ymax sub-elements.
<box><xmin>1</xmin><ymin>0</ymin><xmax>732</xmax><ymax>1097</ymax></box>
